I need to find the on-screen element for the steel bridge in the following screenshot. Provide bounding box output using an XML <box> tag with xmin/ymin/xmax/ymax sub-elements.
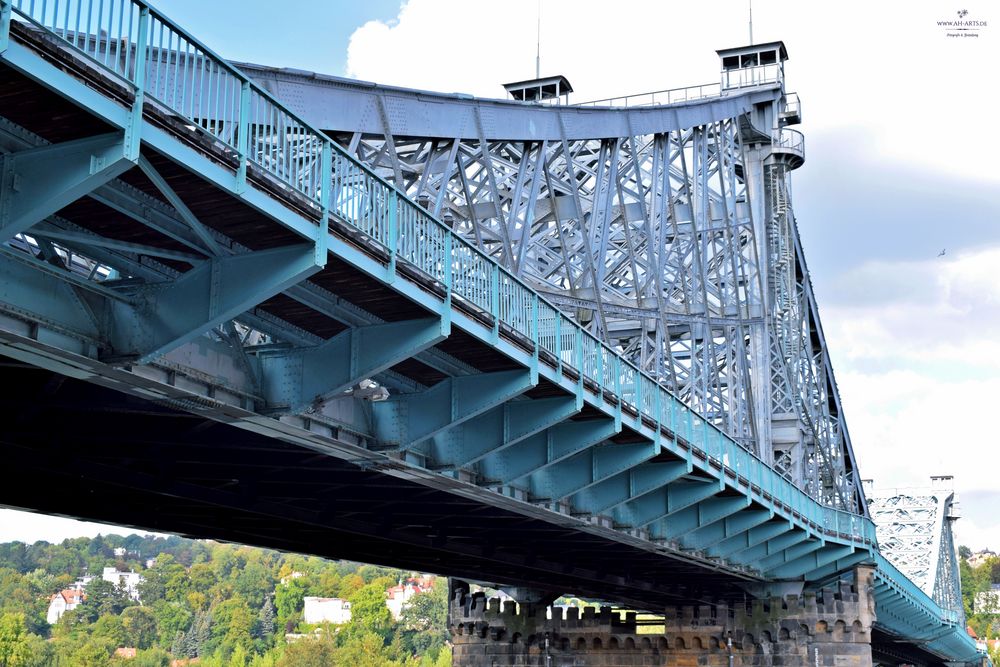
<box><xmin>0</xmin><ymin>2</ymin><xmax>980</xmax><ymax>665</ymax></box>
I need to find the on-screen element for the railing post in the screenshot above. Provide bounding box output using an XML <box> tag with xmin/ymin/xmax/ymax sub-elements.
<box><xmin>555</xmin><ymin>315</ymin><xmax>562</xmax><ymax>374</ymax></box>
<box><xmin>124</xmin><ymin>5</ymin><xmax>150</xmax><ymax>161</ymax></box>
<box><xmin>635</xmin><ymin>371</ymin><xmax>642</xmax><ymax>416</ymax></box>
<box><xmin>236</xmin><ymin>80</ymin><xmax>251</xmax><ymax>193</ymax></box>
<box><xmin>0</xmin><ymin>0</ymin><xmax>12</xmax><ymax>54</ymax></box>
<box><xmin>315</xmin><ymin>140</ymin><xmax>331</xmax><ymax>267</ymax></box>
<box><xmin>574</xmin><ymin>326</ymin><xmax>583</xmax><ymax>399</ymax></box>
<box><xmin>442</xmin><ymin>232</ymin><xmax>452</xmax><ymax>334</ymax></box>
<box><xmin>596</xmin><ymin>343</ymin><xmax>604</xmax><ymax>392</ymax></box>
<box><xmin>614</xmin><ymin>355</ymin><xmax>622</xmax><ymax>424</ymax></box>
<box><xmin>490</xmin><ymin>263</ymin><xmax>499</xmax><ymax>344</ymax></box>
<box><xmin>530</xmin><ymin>293</ymin><xmax>539</xmax><ymax>382</ymax></box>
<box><xmin>387</xmin><ymin>189</ymin><xmax>397</xmax><ymax>282</ymax></box>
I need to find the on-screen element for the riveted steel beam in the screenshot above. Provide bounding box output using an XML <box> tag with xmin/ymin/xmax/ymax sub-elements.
<box><xmin>765</xmin><ymin>544</ymin><xmax>855</xmax><ymax>579</ymax></box>
<box><xmin>424</xmin><ymin>395</ymin><xmax>582</xmax><ymax>469</ymax></box>
<box><xmin>614</xmin><ymin>477</ymin><xmax>724</xmax><ymax>529</ymax></box>
<box><xmin>110</xmin><ymin>243</ymin><xmax>324</xmax><ymax>363</ymax></box>
<box><xmin>477</xmin><ymin>417</ymin><xmax>621</xmax><ymax>485</ymax></box>
<box><xmin>258</xmin><ymin>317</ymin><xmax>449</xmax><ymax>413</ymax></box>
<box><xmin>526</xmin><ymin>440</ymin><xmax>660</xmax><ymax>502</ymax></box>
<box><xmin>372</xmin><ymin>370</ymin><xmax>534</xmax><ymax>449</ymax></box>
<box><xmin>682</xmin><ymin>509</ymin><xmax>774</xmax><ymax>551</ymax></box>
<box><xmin>0</xmin><ymin>132</ymin><xmax>132</xmax><ymax>241</ymax></box>
<box><xmin>651</xmin><ymin>495</ymin><xmax>752</xmax><ymax>541</ymax></box>
<box><xmin>570</xmin><ymin>460</ymin><xmax>691</xmax><ymax>516</ymax></box>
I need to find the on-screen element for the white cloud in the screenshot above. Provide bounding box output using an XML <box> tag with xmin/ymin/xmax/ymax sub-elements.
<box><xmin>822</xmin><ymin>247</ymin><xmax>1000</xmax><ymax>545</ymax></box>
<box><xmin>345</xmin><ymin>0</ymin><xmax>1000</xmax><ymax>182</ymax></box>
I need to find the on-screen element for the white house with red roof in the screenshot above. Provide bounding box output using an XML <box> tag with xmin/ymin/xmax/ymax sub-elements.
<box><xmin>385</xmin><ymin>576</ymin><xmax>435</xmax><ymax>620</ymax></box>
<box><xmin>46</xmin><ymin>588</ymin><xmax>85</xmax><ymax>624</ymax></box>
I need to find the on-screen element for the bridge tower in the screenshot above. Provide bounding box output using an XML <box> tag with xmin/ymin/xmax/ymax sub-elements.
<box><xmin>304</xmin><ymin>39</ymin><xmax>863</xmax><ymax>514</ymax></box>
<box><xmin>866</xmin><ymin>476</ymin><xmax>966</xmax><ymax>628</ymax></box>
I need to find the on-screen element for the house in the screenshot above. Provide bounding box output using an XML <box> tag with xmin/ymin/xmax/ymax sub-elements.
<box><xmin>46</xmin><ymin>588</ymin><xmax>85</xmax><ymax>624</ymax></box>
<box><xmin>973</xmin><ymin>583</ymin><xmax>1000</xmax><ymax>614</ymax></box>
<box><xmin>114</xmin><ymin>647</ymin><xmax>138</xmax><ymax>659</ymax></box>
<box><xmin>303</xmin><ymin>597</ymin><xmax>351</xmax><ymax>625</ymax></box>
<box><xmin>103</xmin><ymin>566</ymin><xmax>144</xmax><ymax>601</ymax></box>
<box><xmin>967</xmin><ymin>550</ymin><xmax>996</xmax><ymax>568</ymax></box>
<box><xmin>385</xmin><ymin>576</ymin><xmax>434</xmax><ymax>620</ymax></box>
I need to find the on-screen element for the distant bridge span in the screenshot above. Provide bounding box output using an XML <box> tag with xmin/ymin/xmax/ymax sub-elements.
<box><xmin>0</xmin><ymin>3</ymin><xmax>980</xmax><ymax>665</ymax></box>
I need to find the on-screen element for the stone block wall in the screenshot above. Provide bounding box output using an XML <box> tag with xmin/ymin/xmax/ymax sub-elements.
<box><xmin>450</xmin><ymin>567</ymin><xmax>876</xmax><ymax>667</ymax></box>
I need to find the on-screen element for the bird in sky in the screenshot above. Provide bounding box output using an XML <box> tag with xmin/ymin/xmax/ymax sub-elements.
<box><xmin>938</xmin><ymin>249</ymin><xmax>946</xmax><ymax>257</ymax></box>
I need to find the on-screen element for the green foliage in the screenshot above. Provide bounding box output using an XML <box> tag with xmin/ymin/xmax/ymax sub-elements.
<box><xmin>0</xmin><ymin>612</ymin><xmax>32</xmax><ymax>667</ymax></box>
<box><xmin>121</xmin><ymin>606</ymin><xmax>158</xmax><ymax>650</ymax></box>
<box><xmin>346</xmin><ymin>582</ymin><xmax>396</xmax><ymax>644</ymax></box>
<box><xmin>0</xmin><ymin>534</ymin><xmax>447</xmax><ymax>666</ymax></box>
<box><xmin>399</xmin><ymin>585</ymin><xmax>448</xmax><ymax>656</ymax></box>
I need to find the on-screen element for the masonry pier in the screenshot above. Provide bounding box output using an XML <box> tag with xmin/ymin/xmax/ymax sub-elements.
<box><xmin>450</xmin><ymin>567</ymin><xmax>876</xmax><ymax>667</ymax></box>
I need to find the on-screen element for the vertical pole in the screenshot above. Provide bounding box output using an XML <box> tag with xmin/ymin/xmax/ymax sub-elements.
<box><xmin>555</xmin><ymin>315</ymin><xmax>562</xmax><ymax>374</ymax></box>
<box><xmin>236</xmin><ymin>80</ymin><xmax>250</xmax><ymax>193</ymax></box>
<box><xmin>530</xmin><ymin>293</ymin><xmax>539</xmax><ymax>384</ymax></box>
<box><xmin>125</xmin><ymin>5</ymin><xmax>150</xmax><ymax>161</ymax></box>
<box><xmin>387</xmin><ymin>188</ymin><xmax>397</xmax><ymax>282</ymax></box>
<box><xmin>0</xmin><ymin>0</ymin><xmax>12</xmax><ymax>54</ymax></box>
<box><xmin>490</xmin><ymin>263</ymin><xmax>500</xmax><ymax>344</ymax></box>
<box><xmin>442</xmin><ymin>231</ymin><xmax>452</xmax><ymax>334</ymax></box>
<box><xmin>316</xmin><ymin>140</ymin><xmax>331</xmax><ymax>267</ymax></box>
<box><xmin>614</xmin><ymin>355</ymin><xmax>622</xmax><ymax>425</ymax></box>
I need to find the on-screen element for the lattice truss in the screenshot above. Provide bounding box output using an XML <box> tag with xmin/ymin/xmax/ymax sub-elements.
<box><xmin>868</xmin><ymin>490</ymin><xmax>964</xmax><ymax>620</ymax></box>
<box><xmin>329</xmin><ymin>108</ymin><xmax>862</xmax><ymax>512</ymax></box>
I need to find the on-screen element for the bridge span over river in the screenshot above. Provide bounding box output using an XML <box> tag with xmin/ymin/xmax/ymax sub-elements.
<box><xmin>0</xmin><ymin>3</ymin><xmax>983</xmax><ymax>666</ymax></box>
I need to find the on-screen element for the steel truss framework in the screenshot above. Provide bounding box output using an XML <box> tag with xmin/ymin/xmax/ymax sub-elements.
<box><xmin>868</xmin><ymin>483</ymin><xmax>965</xmax><ymax>625</ymax></box>
<box><xmin>292</xmin><ymin>83</ymin><xmax>863</xmax><ymax>513</ymax></box>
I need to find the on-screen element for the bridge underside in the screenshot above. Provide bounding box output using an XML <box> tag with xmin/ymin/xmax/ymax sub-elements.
<box><xmin>0</xmin><ymin>363</ymin><xmax>749</xmax><ymax>609</ymax></box>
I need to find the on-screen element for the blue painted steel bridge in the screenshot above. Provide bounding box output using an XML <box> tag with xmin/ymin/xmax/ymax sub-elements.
<box><xmin>0</xmin><ymin>2</ymin><xmax>981</xmax><ymax>665</ymax></box>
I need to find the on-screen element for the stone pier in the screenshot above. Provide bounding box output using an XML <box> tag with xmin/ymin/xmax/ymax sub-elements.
<box><xmin>450</xmin><ymin>567</ymin><xmax>875</xmax><ymax>667</ymax></box>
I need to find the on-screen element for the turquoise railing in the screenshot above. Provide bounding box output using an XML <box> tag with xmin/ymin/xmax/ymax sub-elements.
<box><xmin>2</xmin><ymin>0</ymin><xmax>875</xmax><ymax>550</ymax></box>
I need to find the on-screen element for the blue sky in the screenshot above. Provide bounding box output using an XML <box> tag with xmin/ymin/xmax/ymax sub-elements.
<box><xmin>1</xmin><ymin>0</ymin><xmax>997</xmax><ymax>550</ymax></box>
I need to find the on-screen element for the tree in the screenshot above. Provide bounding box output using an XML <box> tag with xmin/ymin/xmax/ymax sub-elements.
<box><xmin>0</xmin><ymin>612</ymin><xmax>31</xmax><ymax>667</ymax></box>
<box><xmin>274</xmin><ymin>578</ymin><xmax>307</xmax><ymax>628</ymax></box>
<box><xmin>258</xmin><ymin>596</ymin><xmax>275</xmax><ymax>641</ymax></box>
<box><xmin>121</xmin><ymin>606</ymin><xmax>158</xmax><ymax>650</ymax></box>
<box><xmin>399</xmin><ymin>585</ymin><xmax>448</xmax><ymax>656</ymax></box>
<box><xmin>81</xmin><ymin>578</ymin><xmax>132</xmax><ymax>622</ymax></box>
<box><xmin>958</xmin><ymin>545</ymin><xmax>972</xmax><ymax>560</ymax></box>
<box><xmin>337</xmin><ymin>631</ymin><xmax>401</xmax><ymax>667</ymax></box>
<box><xmin>345</xmin><ymin>582</ymin><xmax>395</xmax><ymax>644</ymax></box>
<box><xmin>276</xmin><ymin>635</ymin><xmax>336</xmax><ymax>667</ymax></box>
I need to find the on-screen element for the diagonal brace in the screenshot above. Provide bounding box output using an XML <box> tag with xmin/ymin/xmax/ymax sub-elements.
<box><xmin>526</xmin><ymin>440</ymin><xmax>659</xmax><ymax>502</ymax></box>
<box><xmin>111</xmin><ymin>243</ymin><xmax>323</xmax><ymax>363</ymax></box>
<box><xmin>615</xmin><ymin>478</ymin><xmax>723</xmax><ymax>529</ymax></box>
<box><xmin>424</xmin><ymin>395</ymin><xmax>582</xmax><ymax>469</ymax></box>
<box><xmin>372</xmin><ymin>370</ymin><xmax>534</xmax><ymax>449</ymax></box>
<box><xmin>570</xmin><ymin>460</ymin><xmax>691</xmax><ymax>516</ymax></box>
<box><xmin>682</xmin><ymin>509</ymin><xmax>774</xmax><ymax>551</ymax></box>
<box><xmin>0</xmin><ymin>132</ymin><xmax>133</xmax><ymax>241</ymax></box>
<box><xmin>259</xmin><ymin>317</ymin><xmax>448</xmax><ymax>413</ymax></box>
<box><xmin>652</xmin><ymin>495</ymin><xmax>752</xmax><ymax>541</ymax></box>
<box><xmin>478</xmin><ymin>417</ymin><xmax>620</xmax><ymax>485</ymax></box>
